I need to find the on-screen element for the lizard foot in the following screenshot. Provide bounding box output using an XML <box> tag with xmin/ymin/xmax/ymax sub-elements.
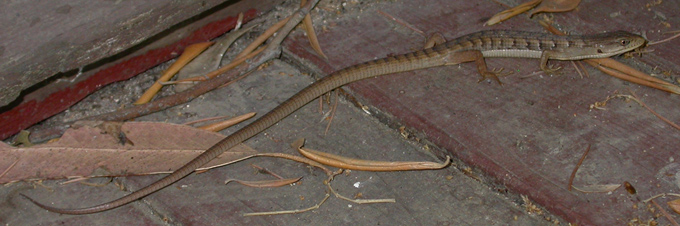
<box><xmin>477</xmin><ymin>68</ymin><xmax>512</xmax><ymax>85</ymax></box>
<box><xmin>542</xmin><ymin>64</ymin><xmax>563</xmax><ymax>75</ymax></box>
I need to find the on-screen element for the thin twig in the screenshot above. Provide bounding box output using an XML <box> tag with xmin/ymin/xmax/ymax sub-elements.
<box><xmin>324</xmin><ymin>90</ymin><xmax>339</xmax><ymax>135</ymax></box>
<box><xmin>197</xmin><ymin>112</ymin><xmax>256</xmax><ymax>132</ymax></box>
<box><xmin>642</xmin><ymin>193</ymin><xmax>680</xmax><ymax>203</ymax></box>
<box><xmin>0</xmin><ymin>159</ymin><xmax>19</xmax><ymax>180</ymax></box>
<box><xmin>61</xmin><ymin>177</ymin><xmax>91</xmax><ymax>185</ymax></box>
<box><xmin>251</xmin><ymin>164</ymin><xmax>284</xmax><ymax>179</ymax></box>
<box><xmin>651</xmin><ymin>199</ymin><xmax>680</xmax><ymax>226</ymax></box>
<box><xmin>568</xmin><ymin>144</ymin><xmax>591</xmax><ymax>191</ymax></box>
<box><xmin>327</xmin><ymin>182</ymin><xmax>395</xmax><ymax>204</ymax></box>
<box><xmin>196</xmin><ymin>152</ymin><xmax>334</xmax><ymax>176</ymax></box>
<box><xmin>376</xmin><ymin>10</ymin><xmax>425</xmax><ymax>36</ymax></box>
<box><xmin>78</xmin><ymin>179</ymin><xmax>113</xmax><ymax>187</ymax></box>
<box><xmin>577</xmin><ymin>61</ymin><xmax>590</xmax><ymax>78</ymax></box>
<box><xmin>627</xmin><ymin>90</ymin><xmax>680</xmax><ymax>131</ymax></box>
<box><xmin>490</xmin><ymin>0</ymin><xmax>512</xmax><ymax>8</ymax></box>
<box><xmin>183</xmin><ymin>115</ymin><xmax>239</xmax><ymax>125</ymax></box>
<box><xmin>643</xmin><ymin>193</ymin><xmax>667</xmax><ymax>203</ymax></box>
<box><xmin>244</xmin><ymin>193</ymin><xmax>330</xmax><ymax>216</ymax></box>
<box><xmin>571</xmin><ymin>61</ymin><xmax>584</xmax><ymax>79</ymax></box>
<box><xmin>648</xmin><ymin>32</ymin><xmax>680</xmax><ymax>45</ymax></box>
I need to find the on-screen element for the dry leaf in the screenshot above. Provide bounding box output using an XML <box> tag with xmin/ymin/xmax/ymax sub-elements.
<box><xmin>225</xmin><ymin>177</ymin><xmax>302</xmax><ymax>188</ymax></box>
<box><xmin>668</xmin><ymin>199</ymin><xmax>680</xmax><ymax>215</ymax></box>
<box><xmin>198</xmin><ymin>112</ymin><xmax>256</xmax><ymax>132</ymax></box>
<box><xmin>234</xmin><ymin>16</ymin><xmax>291</xmax><ymax>60</ymax></box>
<box><xmin>294</xmin><ymin>138</ymin><xmax>450</xmax><ymax>171</ymax></box>
<box><xmin>528</xmin><ymin>0</ymin><xmax>581</xmax><ymax>16</ymax></box>
<box><xmin>485</xmin><ymin>0</ymin><xmax>542</xmax><ymax>26</ymax></box>
<box><xmin>571</xmin><ymin>184</ymin><xmax>621</xmax><ymax>193</ymax></box>
<box><xmin>584</xmin><ymin>58</ymin><xmax>680</xmax><ymax>94</ymax></box>
<box><xmin>0</xmin><ymin>121</ymin><xmax>256</xmax><ymax>184</ymax></box>
<box><xmin>134</xmin><ymin>41</ymin><xmax>214</xmax><ymax>105</ymax></box>
<box><xmin>300</xmin><ymin>0</ymin><xmax>328</xmax><ymax>59</ymax></box>
<box><xmin>173</xmin><ymin>24</ymin><xmax>257</xmax><ymax>92</ymax></box>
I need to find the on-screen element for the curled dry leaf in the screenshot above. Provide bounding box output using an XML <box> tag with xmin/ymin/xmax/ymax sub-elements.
<box><xmin>300</xmin><ymin>0</ymin><xmax>327</xmax><ymax>59</ymax></box>
<box><xmin>571</xmin><ymin>184</ymin><xmax>621</xmax><ymax>193</ymax></box>
<box><xmin>294</xmin><ymin>138</ymin><xmax>450</xmax><ymax>171</ymax></box>
<box><xmin>134</xmin><ymin>41</ymin><xmax>214</xmax><ymax>105</ymax></box>
<box><xmin>225</xmin><ymin>177</ymin><xmax>302</xmax><ymax>188</ymax></box>
<box><xmin>585</xmin><ymin>58</ymin><xmax>680</xmax><ymax>95</ymax></box>
<box><xmin>668</xmin><ymin>199</ymin><xmax>680</xmax><ymax>215</ymax></box>
<box><xmin>528</xmin><ymin>0</ymin><xmax>581</xmax><ymax>17</ymax></box>
<box><xmin>0</xmin><ymin>121</ymin><xmax>257</xmax><ymax>184</ymax></box>
<box><xmin>234</xmin><ymin>15</ymin><xmax>291</xmax><ymax>60</ymax></box>
<box><xmin>485</xmin><ymin>0</ymin><xmax>541</xmax><ymax>26</ymax></box>
<box><xmin>198</xmin><ymin>112</ymin><xmax>256</xmax><ymax>132</ymax></box>
<box><xmin>173</xmin><ymin>24</ymin><xmax>258</xmax><ymax>92</ymax></box>
<box><xmin>174</xmin><ymin>46</ymin><xmax>266</xmax><ymax>83</ymax></box>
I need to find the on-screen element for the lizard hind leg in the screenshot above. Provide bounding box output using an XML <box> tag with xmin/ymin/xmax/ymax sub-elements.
<box><xmin>424</xmin><ymin>32</ymin><xmax>447</xmax><ymax>49</ymax></box>
<box><xmin>541</xmin><ymin>64</ymin><xmax>563</xmax><ymax>75</ymax></box>
<box><xmin>539</xmin><ymin>51</ymin><xmax>563</xmax><ymax>75</ymax></box>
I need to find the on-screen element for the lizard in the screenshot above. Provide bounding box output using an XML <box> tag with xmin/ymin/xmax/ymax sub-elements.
<box><xmin>22</xmin><ymin>29</ymin><xmax>647</xmax><ymax>214</ymax></box>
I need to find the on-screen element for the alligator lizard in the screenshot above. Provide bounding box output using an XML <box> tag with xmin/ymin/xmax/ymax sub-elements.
<box><xmin>23</xmin><ymin>30</ymin><xmax>646</xmax><ymax>214</ymax></box>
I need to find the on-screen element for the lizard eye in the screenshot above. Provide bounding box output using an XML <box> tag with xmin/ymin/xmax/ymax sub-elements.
<box><xmin>619</xmin><ymin>39</ymin><xmax>630</xmax><ymax>46</ymax></box>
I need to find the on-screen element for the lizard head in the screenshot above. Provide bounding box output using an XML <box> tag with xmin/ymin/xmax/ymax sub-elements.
<box><xmin>590</xmin><ymin>31</ymin><xmax>647</xmax><ymax>57</ymax></box>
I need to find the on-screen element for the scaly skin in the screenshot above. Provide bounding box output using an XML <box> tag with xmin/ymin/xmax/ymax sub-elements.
<box><xmin>23</xmin><ymin>30</ymin><xmax>646</xmax><ymax>214</ymax></box>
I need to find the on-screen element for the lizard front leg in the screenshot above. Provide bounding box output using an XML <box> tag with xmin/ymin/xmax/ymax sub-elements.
<box><xmin>445</xmin><ymin>50</ymin><xmax>505</xmax><ymax>85</ymax></box>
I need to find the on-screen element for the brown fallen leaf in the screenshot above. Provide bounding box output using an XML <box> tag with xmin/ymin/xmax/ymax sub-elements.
<box><xmin>173</xmin><ymin>24</ymin><xmax>258</xmax><ymax>92</ymax></box>
<box><xmin>134</xmin><ymin>41</ymin><xmax>214</xmax><ymax>105</ymax></box>
<box><xmin>0</xmin><ymin>121</ymin><xmax>256</xmax><ymax>184</ymax></box>
<box><xmin>225</xmin><ymin>177</ymin><xmax>302</xmax><ymax>188</ymax></box>
<box><xmin>293</xmin><ymin>138</ymin><xmax>450</xmax><ymax>171</ymax></box>
<box><xmin>486</xmin><ymin>0</ymin><xmax>581</xmax><ymax>26</ymax></box>
<box><xmin>668</xmin><ymin>199</ymin><xmax>680</xmax><ymax>215</ymax></box>
<box><xmin>485</xmin><ymin>0</ymin><xmax>542</xmax><ymax>26</ymax></box>
<box><xmin>585</xmin><ymin>59</ymin><xmax>680</xmax><ymax>94</ymax></box>
<box><xmin>300</xmin><ymin>0</ymin><xmax>327</xmax><ymax>59</ymax></box>
<box><xmin>197</xmin><ymin>112</ymin><xmax>256</xmax><ymax>132</ymax></box>
<box><xmin>234</xmin><ymin>15</ymin><xmax>291</xmax><ymax>60</ymax></box>
<box><xmin>173</xmin><ymin>46</ymin><xmax>265</xmax><ymax>83</ymax></box>
<box><xmin>571</xmin><ymin>184</ymin><xmax>621</xmax><ymax>193</ymax></box>
<box><xmin>528</xmin><ymin>0</ymin><xmax>581</xmax><ymax>17</ymax></box>
<box><xmin>568</xmin><ymin>144</ymin><xmax>590</xmax><ymax>191</ymax></box>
